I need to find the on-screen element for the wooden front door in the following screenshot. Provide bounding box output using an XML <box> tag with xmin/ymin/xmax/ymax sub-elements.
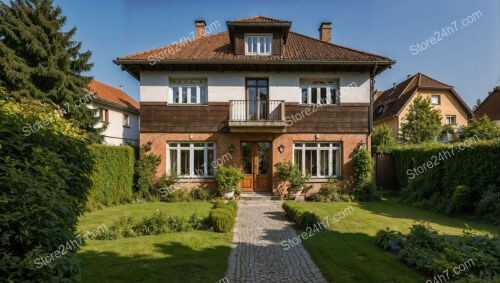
<box><xmin>241</xmin><ymin>142</ymin><xmax>271</xmax><ymax>192</ymax></box>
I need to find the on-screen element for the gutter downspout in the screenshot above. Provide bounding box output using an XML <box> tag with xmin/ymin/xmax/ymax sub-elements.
<box><xmin>368</xmin><ymin>64</ymin><xmax>378</xmax><ymax>149</ymax></box>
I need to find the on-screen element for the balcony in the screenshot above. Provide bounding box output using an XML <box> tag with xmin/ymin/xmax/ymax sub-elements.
<box><xmin>228</xmin><ymin>100</ymin><xmax>286</xmax><ymax>132</ymax></box>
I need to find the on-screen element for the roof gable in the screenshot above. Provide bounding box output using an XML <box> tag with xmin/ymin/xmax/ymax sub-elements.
<box><xmin>374</xmin><ymin>73</ymin><xmax>471</xmax><ymax>122</ymax></box>
<box><xmin>85</xmin><ymin>80</ymin><xmax>139</xmax><ymax>113</ymax></box>
<box><xmin>475</xmin><ymin>86</ymin><xmax>500</xmax><ymax>120</ymax></box>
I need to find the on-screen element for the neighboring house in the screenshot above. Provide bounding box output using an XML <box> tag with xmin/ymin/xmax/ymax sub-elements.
<box><xmin>474</xmin><ymin>86</ymin><xmax>500</xmax><ymax>126</ymax></box>
<box><xmin>114</xmin><ymin>16</ymin><xmax>394</xmax><ymax>194</ymax></box>
<box><xmin>85</xmin><ymin>80</ymin><xmax>140</xmax><ymax>146</ymax></box>
<box><xmin>373</xmin><ymin>73</ymin><xmax>472</xmax><ymax>141</ymax></box>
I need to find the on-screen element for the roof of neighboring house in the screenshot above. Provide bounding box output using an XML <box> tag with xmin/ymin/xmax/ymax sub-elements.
<box><xmin>474</xmin><ymin>86</ymin><xmax>500</xmax><ymax>120</ymax></box>
<box><xmin>227</xmin><ymin>15</ymin><xmax>291</xmax><ymax>24</ymax></box>
<box><xmin>373</xmin><ymin>73</ymin><xmax>472</xmax><ymax>122</ymax></box>
<box><xmin>85</xmin><ymin>80</ymin><xmax>139</xmax><ymax>113</ymax></box>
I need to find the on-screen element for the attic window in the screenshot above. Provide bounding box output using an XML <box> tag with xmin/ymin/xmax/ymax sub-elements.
<box><xmin>375</xmin><ymin>105</ymin><xmax>384</xmax><ymax>116</ymax></box>
<box><xmin>245</xmin><ymin>35</ymin><xmax>272</xmax><ymax>55</ymax></box>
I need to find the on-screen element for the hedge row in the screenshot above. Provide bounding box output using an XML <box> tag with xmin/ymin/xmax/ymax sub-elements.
<box><xmin>87</xmin><ymin>144</ymin><xmax>135</xmax><ymax>209</ymax></box>
<box><xmin>282</xmin><ymin>201</ymin><xmax>322</xmax><ymax>228</ymax></box>
<box><xmin>391</xmin><ymin>139</ymin><xmax>500</xmax><ymax>223</ymax></box>
<box><xmin>209</xmin><ymin>200</ymin><xmax>237</xmax><ymax>232</ymax></box>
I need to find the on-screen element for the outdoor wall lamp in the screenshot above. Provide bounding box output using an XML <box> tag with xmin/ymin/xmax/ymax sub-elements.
<box><xmin>145</xmin><ymin>140</ymin><xmax>153</xmax><ymax>151</ymax></box>
<box><xmin>229</xmin><ymin>144</ymin><xmax>235</xmax><ymax>153</ymax></box>
<box><xmin>278</xmin><ymin>144</ymin><xmax>285</xmax><ymax>153</ymax></box>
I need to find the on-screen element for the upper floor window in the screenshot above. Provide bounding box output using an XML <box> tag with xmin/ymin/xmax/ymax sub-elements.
<box><xmin>98</xmin><ymin>108</ymin><xmax>109</xmax><ymax>123</ymax></box>
<box><xmin>245</xmin><ymin>35</ymin><xmax>272</xmax><ymax>55</ymax></box>
<box><xmin>431</xmin><ymin>95</ymin><xmax>441</xmax><ymax>105</ymax></box>
<box><xmin>445</xmin><ymin>115</ymin><xmax>456</xmax><ymax>125</ymax></box>
<box><xmin>170</xmin><ymin>79</ymin><xmax>207</xmax><ymax>104</ymax></box>
<box><xmin>123</xmin><ymin>114</ymin><xmax>130</xmax><ymax>127</ymax></box>
<box><xmin>301</xmin><ymin>82</ymin><xmax>339</xmax><ymax>105</ymax></box>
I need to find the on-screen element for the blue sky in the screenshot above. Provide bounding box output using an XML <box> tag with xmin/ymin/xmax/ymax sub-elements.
<box><xmin>54</xmin><ymin>0</ymin><xmax>499</xmax><ymax>107</ymax></box>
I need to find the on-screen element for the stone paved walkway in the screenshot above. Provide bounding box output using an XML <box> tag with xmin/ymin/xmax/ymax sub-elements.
<box><xmin>225</xmin><ymin>200</ymin><xmax>327</xmax><ymax>283</ymax></box>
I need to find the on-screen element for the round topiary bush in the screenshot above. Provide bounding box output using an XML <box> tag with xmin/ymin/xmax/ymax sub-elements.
<box><xmin>209</xmin><ymin>208</ymin><xmax>235</xmax><ymax>232</ymax></box>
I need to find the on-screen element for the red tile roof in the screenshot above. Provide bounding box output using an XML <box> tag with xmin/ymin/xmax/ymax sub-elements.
<box><xmin>117</xmin><ymin>31</ymin><xmax>392</xmax><ymax>63</ymax></box>
<box><xmin>227</xmin><ymin>15</ymin><xmax>291</xmax><ymax>23</ymax></box>
<box><xmin>374</xmin><ymin>73</ymin><xmax>471</xmax><ymax>122</ymax></box>
<box><xmin>475</xmin><ymin>86</ymin><xmax>500</xmax><ymax>120</ymax></box>
<box><xmin>85</xmin><ymin>80</ymin><xmax>139</xmax><ymax>113</ymax></box>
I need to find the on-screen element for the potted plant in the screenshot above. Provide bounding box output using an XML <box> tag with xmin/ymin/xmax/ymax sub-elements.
<box><xmin>275</xmin><ymin>161</ymin><xmax>310</xmax><ymax>199</ymax></box>
<box><xmin>215</xmin><ymin>165</ymin><xmax>244</xmax><ymax>200</ymax></box>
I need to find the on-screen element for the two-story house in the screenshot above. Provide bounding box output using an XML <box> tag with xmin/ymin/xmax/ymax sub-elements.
<box><xmin>85</xmin><ymin>80</ymin><xmax>140</xmax><ymax>146</ymax></box>
<box><xmin>374</xmin><ymin>73</ymin><xmax>472</xmax><ymax>141</ymax></box>
<box><xmin>114</xmin><ymin>16</ymin><xmax>394</xmax><ymax>195</ymax></box>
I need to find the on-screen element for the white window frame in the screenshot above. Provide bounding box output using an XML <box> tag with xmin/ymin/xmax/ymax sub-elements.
<box><xmin>170</xmin><ymin>82</ymin><xmax>207</xmax><ymax>105</ymax></box>
<box><xmin>445</xmin><ymin>115</ymin><xmax>456</xmax><ymax>125</ymax></box>
<box><xmin>292</xmin><ymin>142</ymin><xmax>341</xmax><ymax>178</ymax></box>
<box><xmin>300</xmin><ymin>82</ymin><xmax>339</xmax><ymax>105</ymax></box>
<box><xmin>166</xmin><ymin>142</ymin><xmax>216</xmax><ymax>178</ymax></box>
<box><xmin>431</xmin><ymin>95</ymin><xmax>441</xmax><ymax>105</ymax></box>
<box><xmin>245</xmin><ymin>34</ymin><xmax>272</xmax><ymax>55</ymax></box>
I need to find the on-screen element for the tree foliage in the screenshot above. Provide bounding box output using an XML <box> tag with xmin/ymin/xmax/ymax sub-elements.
<box><xmin>0</xmin><ymin>0</ymin><xmax>102</xmax><ymax>141</ymax></box>
<box><xmin>372</xmin><ymin>124</ymin><xmax>396</xmax><ymax>153</ymax></box>
<box><xmin>0</xmin><ymin>98</ymin><xmax>93</xmax><ymax>281</ymax></box>
<box><xmin>400</xmin><ymin>96</ymin><xmax>442</xmax><ymax>144</ymax></box>
<box><xmin>463</xmin><ymin>115</ymin><xmax>500</xmax><ymax>140</ymax></box>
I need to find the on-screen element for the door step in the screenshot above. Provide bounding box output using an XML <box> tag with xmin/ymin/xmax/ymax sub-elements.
<box><xmin>239</xmin><ymin>192</ymin><xmax>277</xmax><ymax>201</ymax></box>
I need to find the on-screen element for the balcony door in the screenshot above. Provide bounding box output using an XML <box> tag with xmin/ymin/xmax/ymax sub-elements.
<box><xmin>241</xmin><ymin>142</ymin><xmax>271</xmax><ymax>192</ymax></box>
<box><xmin>246</xmin><ymin>78</ymin><xmax>268</xmax><ymax>120</ymax></box>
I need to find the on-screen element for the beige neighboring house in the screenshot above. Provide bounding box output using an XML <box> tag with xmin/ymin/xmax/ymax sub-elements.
<box><xmin>85</xmin><ymin>80</ymin><xmax>140</xmax><ymax>146</ymax></box>
<box><xmin>373</xmin><ymin>73</ymin><xmax>472</xmax><ymax>141</ymax></box>
<box><xmin>474</xmin><ymin>86</ymin><xmax>500</xmax><ymax>126</ymax></box>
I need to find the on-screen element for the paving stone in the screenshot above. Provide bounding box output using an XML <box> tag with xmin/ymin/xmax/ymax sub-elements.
<box><xmin>225</xmin><ymin>200</ymin><xmax>327</xmax><ymax>283</ymax></box>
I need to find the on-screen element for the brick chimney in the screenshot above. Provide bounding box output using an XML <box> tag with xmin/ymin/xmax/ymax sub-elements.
<box><xmin>319</xmin><ymin>22</ymin><xmax>332</xmax><ymax>42</ymax></box>
<box><xmin>195</xmin><ymin>20</ymin><xmax>206</xmax><ymax>39</ymax></box>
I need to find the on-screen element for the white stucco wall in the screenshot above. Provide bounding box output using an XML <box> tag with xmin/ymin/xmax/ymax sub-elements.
<box><xmin>91</xmin><ymin>103</ymin><xmax>140</xmax><ymax>146</ymax></box>
<box><xmin>140</xmin><ymin>71</ymin><xmax>370</xmax><ymax>104</ymax></box>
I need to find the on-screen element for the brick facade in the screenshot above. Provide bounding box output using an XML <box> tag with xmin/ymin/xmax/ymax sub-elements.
<box><xmin>141</xmin><ymin>132</ymin><xmax>369</xmax><ymax>196</ymax></box>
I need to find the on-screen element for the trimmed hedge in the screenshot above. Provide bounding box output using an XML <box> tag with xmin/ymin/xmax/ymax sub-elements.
<box><xmin>87</xmin><ymin>144</ymin><xmax>135</xmax><ymax>209</ymax></box>
<box><xmin>282</xmin><ymin>201</ymin><xmax>321</xmax><ymax>228</ymax></box>
<box><xmin>391</xmin><ymin>139</ymin><xmax>500</xmax><ymax>223</ymax></box>
<box><xmin>209</xmin><ymin>200</ymin><xmax>237</xmax><ymax>232</ymax></box>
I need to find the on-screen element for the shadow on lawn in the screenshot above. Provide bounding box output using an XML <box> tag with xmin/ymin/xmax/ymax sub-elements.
<box><xmin>79</xmin><ymin>241</ymin><xmax>230</xmax><ymax>283</ymax></box>
<box><xmin>357</xmin><ymin>199</ymin><xmax>499</xmax><ymax>235</ymax></box>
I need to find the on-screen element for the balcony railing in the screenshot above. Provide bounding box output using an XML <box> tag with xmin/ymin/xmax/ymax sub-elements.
<box><xmin>229</xmin><ymin>100</ymin><xmax>284</xmax><ymax>121</ymax></box>
<box><xmin>228</xmin><ymin>100</ymin><xmax>286</xmax><ymax>132</ymax></box>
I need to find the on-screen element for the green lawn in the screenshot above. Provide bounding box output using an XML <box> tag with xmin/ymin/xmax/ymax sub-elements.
<box><xmin>77</xmin><ymin>201</ymin><xmax>232</xmax><ymax>283</ymax></box>
<box><xmin>292</xmin><ymin>198</ymin><xmax>499</xmax><ymax>283</ymax></box>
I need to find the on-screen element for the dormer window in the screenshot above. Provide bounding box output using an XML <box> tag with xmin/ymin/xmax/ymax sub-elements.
<box><xmin>245</xmin><ymin>35</ymin><xmax>272</xmax><ymax>55</ymax></box>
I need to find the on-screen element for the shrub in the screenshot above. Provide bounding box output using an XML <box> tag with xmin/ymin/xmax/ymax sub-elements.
<box><xmin>375</xmin><ymin>224</ymin><xmax>500</xmax><ymax>279</ymax></box>
<box><xmin>133</xmin><ymin>211</ymin><xmax>193</xmax><ymax>236</ymax></box>
<box><xmin>210</xmin><ymin>209</ymin><xmax>235</xmax><ymax>232</ymax></box>
<box><xmin>307</xmin><ymin>180</ymin><xmax>341</xmax><ymax>202</ymax></box>
<box><xmin>0</xmin><ymin>99</ymin><xmax>93</xmax><ymax>282</ymax></box>
<box><xmin>352</xmin><ymin>148</ymin><xmax>379</xmax><ymax>201</ymax></box>
<box><xmin>134</xmin><ymin>147</ymin><xmax>161</xmax><ymax>200</ymax></box>
<box><xmin>111</xmin><ymin>216</ymin><xmax>137</xmax><ymax>238</ymax></box>
<box><xmin>282</xmin><ymin>201</ymin><xmax>322</xmax><ymax>229</ymax></box>
<box><xmin>209</xmin><ymin>200</ymin><xmax>238</xmax><ymax>232</ymax></box>
<box><xmin>448</xmin><ymin>185</ymin><xmax>477</xmax><ymax>214</ymax></box>
<box><xmin>375</xmin><ymin>229</ymin><xmax>405</xmax><ymax>251</ymax></box>
<box><xmin>215</xmin><ymin>165</ymin><xmax>244</xmax><ymax>195</ymax></box>
<box><xmin>87</xmin><ymin>144</ymin><xmax>135</xmax><ymax>210</ymax></box>
<box><xmin>162</xmin><ymin>188</ymin><xmax>192</xmax><ymax>203</ymax></box>
<box><xmin>462</xmin><ymin>115</ymin><xmax>500</xmax><ymax>140</ymax></box>
<box><xmin>191</xmin><ymin>187</ymin><xmax>211</xmax><ymax>200</ymax></box>
<box><xmin>93</xmin><ymin>230</ymin><xmax>119</xmax><ymax>240</ymax></box>
<box><xmin>275</xmin><ymin>161</ymin><xmax>310</xmax><ymax>192</ymax></box>
<box><xmin>155</xmin><ymin>173</ymin><xmax>179</xmax><ymax>200</ymax></box>
<box><xmin>476</xmin><ymin>186</ymin><xmax>500</xmax><ymax>225</ymax></box>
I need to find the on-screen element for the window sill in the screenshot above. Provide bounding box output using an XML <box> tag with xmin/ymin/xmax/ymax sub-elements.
<box><xmin>177</xmin><ymin>177</ymin><xmax>216</xmax><ymax>182</ymax></box>
<box><xmin>306</xmin><ymin>177</ymin><xmax>340</xmax><ymax>182</ymax></box>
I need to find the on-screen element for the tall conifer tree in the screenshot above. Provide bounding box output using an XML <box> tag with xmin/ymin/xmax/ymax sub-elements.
<box><xmin>0</xmin><ymin>0</ymin><xmax>102</xmax><ymax>141</ymax></box>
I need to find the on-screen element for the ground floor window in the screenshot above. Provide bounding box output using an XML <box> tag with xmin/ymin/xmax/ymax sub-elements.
<box><xmin>167</xmin><ymin>142</ymin><xmax>215</xmax><ymax>177</ymax></box>
<box><xmin>293</xmin><ymin>142</ymin><xmax>341</xmax><ymax>178</ymax></box>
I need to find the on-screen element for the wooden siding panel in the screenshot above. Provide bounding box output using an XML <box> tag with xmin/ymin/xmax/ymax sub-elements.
<box><xmin>140</xmin><ymin>103</ymin><xmax>369</xmax><ymax>134</ymax></box>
